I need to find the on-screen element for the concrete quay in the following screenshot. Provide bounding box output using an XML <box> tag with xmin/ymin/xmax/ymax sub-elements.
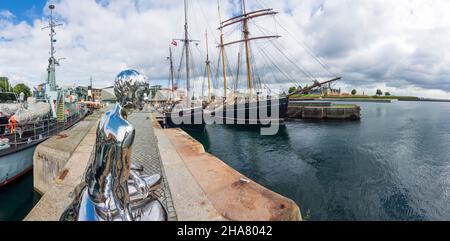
<box><xmin>25</xmin><ymin>106</ymin><xmax>302</xmax><ymax>221</ymax></box>
<box><xmin>33</xmin><ymin>112</ymin><xmax>102</xmax><ymax>195</ymax></box>
<box><xmin>155</xmin><ymin>126</ymin><xmax>301</xmax><ymax>221</ymax></box>
<box><xmin>25</xmin><ymin>117</ymin><xmax>98</xmax><ymax>220</ymax></box>
<box><xmin>287</xmin><ymin>101</ymin><xmax>361</xmax><ymax>120</ymax></box>
<box><xmin>152</xmin><ymin>112</ymin><xmax>301</xmax><ymax>221</ymax></box>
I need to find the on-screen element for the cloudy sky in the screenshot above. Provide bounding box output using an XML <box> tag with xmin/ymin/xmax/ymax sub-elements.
<box><xmin>1</xmin><ymin>0</ymin><xmax>450</xmax><ymax>98</ymax></box>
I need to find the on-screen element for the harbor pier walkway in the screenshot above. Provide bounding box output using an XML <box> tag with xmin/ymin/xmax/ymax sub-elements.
<box><xmin>127</xmin><ymin>109</ymin><xmax>177</xmax><ymax>221</ymax></box>
<box><xmin>26</xmin><ymin>105</ymin><xmax>301</xmax><ymax>221</ymax></box>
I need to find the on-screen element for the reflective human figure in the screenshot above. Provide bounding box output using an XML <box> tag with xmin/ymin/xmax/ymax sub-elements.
<box><xmin>61</xmin><ymin>70</ymin><xmax>167</xmax><ymax>221</ymax></box>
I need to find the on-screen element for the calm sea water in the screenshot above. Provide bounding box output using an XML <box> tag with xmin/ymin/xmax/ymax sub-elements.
<box><xmin>0</xmin><ymin>172</ymin><xmax>41</xmax><ymax>221</ymax></box>
<box><xmin>188</xmin><ymin>101</ymin><xmax>450</xmax><ymax>221</ymax></box>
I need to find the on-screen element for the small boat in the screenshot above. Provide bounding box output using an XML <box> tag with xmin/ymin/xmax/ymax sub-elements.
<box><xmin>0</xmin><ymin>5</ymin><xmax>87</xmax><ymax>187</ymax></box>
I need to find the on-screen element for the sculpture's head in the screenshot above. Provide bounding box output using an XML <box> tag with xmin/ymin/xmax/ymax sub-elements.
<box><xmin>114</xmin><ymin>69</ymin><xmax>149</xmax><ymax>112</ymax></box>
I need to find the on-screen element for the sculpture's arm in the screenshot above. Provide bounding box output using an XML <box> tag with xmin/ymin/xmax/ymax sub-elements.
<box><xmin>111</xmin><ymin>126</ymin><xmax>135</xmax><ymax>221</ymax></box>
<box><xmin>85</xmin><ymin>116</ymin><xmax>109</xmax><ymax>200</ymax></box>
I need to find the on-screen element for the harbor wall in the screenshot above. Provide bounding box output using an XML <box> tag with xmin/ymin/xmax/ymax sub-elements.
<box><xmin>26</xmin><ymin>110</ymin><xmax>301</xmax><ymax>221</ymax></box>
<box><xmin>287</xmin><ymin>105</ymin><xmax>361</xmax><ymax>120</ymax></box>
<box><xmin>25</xmin><ymin>120</ymin><xmax>98</xmax><ymax>221</ymax></box>
<box><xmin>33</xmin><ymin>113</ymin><xmax>101</xmax><ymax>195</ymax></box>
<box><xmin>152</xmin><ymin>115</ymin><xmax>302</xmax><ymax>221</ymax></box>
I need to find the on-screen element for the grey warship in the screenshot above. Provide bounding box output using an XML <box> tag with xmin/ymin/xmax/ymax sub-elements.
<box><xmin>0</xmin><ymin>5</ymin><xmax>87</xmax><ymax>187</ymax></box>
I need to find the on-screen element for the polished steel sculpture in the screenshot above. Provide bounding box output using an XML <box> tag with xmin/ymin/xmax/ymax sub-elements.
<box><xmin>61</xmin><ymin>70</ymin><xmax>167</xmax><ymax>221</ymax></box>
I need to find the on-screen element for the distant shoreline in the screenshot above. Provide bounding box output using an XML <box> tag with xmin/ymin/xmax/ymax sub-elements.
<box><xmin>411</xmin><ymin>99</ymin><xmax>450</xmax><ymax>103</ymax></box>
<box><xmin>289</xmin><ymin>95</ymin><xmax>450</xmax><ymax>103</ymax></box>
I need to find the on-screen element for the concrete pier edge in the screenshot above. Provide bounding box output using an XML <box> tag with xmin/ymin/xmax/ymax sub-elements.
<box><xmin>151</xmin><ymin>115</ymin><xmax>226</xmax><ymax>221</ymax></box>
<box><xmin>25</xmin><ymin>120</ymin><xmax>98</xmax><ymax>221</ymax></box>
<box><xmin>33</xmin><ymin>118</ymin><xmax>99</xmax><ymax>195</ymax></box>
<box><xmin>25</xmin><ymin>109</ymin><xmax>302</xmax><ymax>221</ymax></box>
<box><xmin>151</xmin><ymin>114</ymin><xmax>302</xmax><ymax>221</ymax></box>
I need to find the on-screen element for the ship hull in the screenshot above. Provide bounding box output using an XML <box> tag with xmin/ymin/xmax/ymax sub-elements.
<box><xmin>0</xmin><ymin>143</ymin><xmax>37</xmax><ymax>187</ymax></box>
<box><xmin>165</xmin><ymin>106</ymin><xmax>206</xmax><ymax>132</ymax></box>
<box><xmin>213</xmin><ymin>97</ymin><xmax>289</xmax><ymax>125</ymax></box>
<box><xmin>0</xmin><ymin>109</ymin><xmax>87</xmax><ymax>188</ymax></box>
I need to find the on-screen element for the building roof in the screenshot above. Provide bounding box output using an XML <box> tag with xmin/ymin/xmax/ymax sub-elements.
<box><xmin>101</xmin><ymin>87</ymin><xmax>116</xmax><ymax>101</ymax></box>
<box><xmin>154</xmin><ymin>89</ymin><xmax>173</xmax><ymax>101</ymax></box>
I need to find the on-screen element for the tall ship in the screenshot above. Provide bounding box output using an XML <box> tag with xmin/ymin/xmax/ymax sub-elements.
<box><xmin>208</xmin><ymin>0</ymin><xmax>289</xmax><ymax>125</ymax></box>
<box><xmin>159</xmin><ymin>0</ymin><xmax>341</xmax><ymax>129</ymax></box>
<box><xmin>209</xmin><ymin>0</ymin><xmax>342</xmax><ymax>126</ymax></box>
<box><xmin>0</xmin><ymin>5</ymin><xmax>87</xmax><ymax>187</ymax></box>
<box><xmin>162</xmin><ymin>0</ymin><xmax>207</xmax><ymax>132</ymax></box>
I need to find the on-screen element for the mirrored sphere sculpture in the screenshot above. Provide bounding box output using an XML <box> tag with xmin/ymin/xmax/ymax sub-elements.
<box><xmin>61</xmin><ymin>70</ymin><xmax>167</xmax><ymax>221</ymax></box>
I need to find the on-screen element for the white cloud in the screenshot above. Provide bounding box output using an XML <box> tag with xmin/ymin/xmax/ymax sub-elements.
<box><xmin>0</xmin><ymin>10</ymin><xmax>15</xmax><ymax>19</ymax></box>
<box><xmin>0</xmin><ymin>0</ymin><xmax>449</xmax><ymax>98</ymax></box>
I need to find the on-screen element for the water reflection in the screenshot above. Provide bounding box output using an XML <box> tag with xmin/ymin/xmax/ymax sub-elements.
<box><xmin>188</xmin><ymin>102</ymin><xmax>450</xmax><ymax>220</ymax></box>
<box><xmin>0</xmin><ymin>172</ymin><xmax>41</xmax><ymax>221</ymax></box>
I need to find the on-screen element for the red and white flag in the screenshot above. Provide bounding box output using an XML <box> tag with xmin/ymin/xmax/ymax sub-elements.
<box><xmin>171</xmin><ymin>40</ymin><xmax>178</xmax><ymax>46</ymax></box>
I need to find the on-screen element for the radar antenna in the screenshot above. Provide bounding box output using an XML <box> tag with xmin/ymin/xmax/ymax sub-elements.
<box><xmin>42</xmin><ymin>4</ymin><xmax>63</xmax><ymax>91</ymax></box>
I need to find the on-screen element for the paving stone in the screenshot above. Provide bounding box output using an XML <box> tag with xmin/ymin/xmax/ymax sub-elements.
<box><xmin>128</xmin><ymin>106</ymin><xmax>178</xmax><ymax>221</ymax></box>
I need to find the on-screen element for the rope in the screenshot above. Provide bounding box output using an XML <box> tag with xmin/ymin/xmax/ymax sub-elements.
<box><xmin>273</xmin><ymin>17</ymin><xmax>337</xmax><ymax>77</ymax></box>
<box><xmin>254</xmin><ymin>0</ymin><xmax>338</xmax><ymax>77</ymax></box>
<box><xmin>251</xmin><ymin>21</ymin><xmax>316</xmax><ymax>82</ymax></box>
<box><xmin>255</xmin><ymin>41</ymin><xmax>300</xmax><ymax>87</ymax></box>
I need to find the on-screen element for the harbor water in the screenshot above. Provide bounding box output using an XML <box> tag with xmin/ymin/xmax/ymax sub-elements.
<box><xmin>0</xmin><ymin>172</ymin><xmax>41</xmax><ymax>221</ymax></box>
<box><xmin>188</xmin><ymin>101</ymin><xmax>450</xmax><ymax>221</ymax></box>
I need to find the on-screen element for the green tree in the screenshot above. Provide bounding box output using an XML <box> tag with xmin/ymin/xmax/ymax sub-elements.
<box><xmin>13</xmin><ymin>83</ymin><xmax>32</xmax><ymax>99</ymax></box>
<box><xmin>376</xmin><ymin>89</ymin><xmax>383</xmax><ymax>96</ymax></box>
<box><xmin>385</xmin><ymin>92</ymin><xmax>391</xmax><ymax>96</ymax></box>
<box><xmin>351</xmin><ymin>89</ymin><xmax>357</xmax><ymax>95</ymax></box>
<box><xmin>288</xmin><ymin>86</ymin><xmax>298</xmax><ymax>94</ymax></box>
<box><xmin>0</xmin><ymin>77</ymin><xmax>13</xmax><ymax>92</ymax></box>
<box><xmin>150</xmin><ymin>85</ymin><xmax>162</xmax><ymax>99</ymax></box>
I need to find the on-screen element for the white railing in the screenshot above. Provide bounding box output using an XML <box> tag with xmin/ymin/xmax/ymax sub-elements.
<box><xmin>0</xmin><ymin>110</ymin><xmax>86</xmax><ymax>151</ymax></box>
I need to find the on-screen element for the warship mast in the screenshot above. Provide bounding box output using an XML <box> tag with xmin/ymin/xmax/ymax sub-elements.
<box><xmin>42</xmin><ymin>4</ymin><xmax>62</xmax><ymax>91</ymax></box>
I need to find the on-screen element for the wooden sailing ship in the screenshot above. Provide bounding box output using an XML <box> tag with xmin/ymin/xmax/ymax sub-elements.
<box><xmin>162</xmin><ymin>0</ymin><xmax>341</xmax><ymax>129</ymax></box>
<box><xmin>163</xmin><ymin>0</ymin><xmax>206</xmax><ymax>131</ymax></box>
<box><xmin>210</xmin><ymin>0</ymin><xmax>289</xmax><ymax>125</ymax></box>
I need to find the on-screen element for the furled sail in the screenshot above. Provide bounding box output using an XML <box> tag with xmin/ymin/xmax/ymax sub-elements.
<box><xmin>0</xmin><ymin>103</ymin><xmax>20</xmax><ymax>117</ymax></box>
<box><xmin>11</xmin><ymin>100</ymin><xmax>51</xmax><ymax>123</ymax></box>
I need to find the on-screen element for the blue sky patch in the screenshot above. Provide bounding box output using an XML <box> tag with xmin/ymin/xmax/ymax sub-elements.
<box><xmin>0</xmin><ymin>0</ymin><xmax>47</xmax><ymax>24</ymax></box>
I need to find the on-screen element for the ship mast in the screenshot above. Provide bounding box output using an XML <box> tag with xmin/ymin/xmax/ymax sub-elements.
<box><xmin>242</xmin><ymin>0</ymin><xmax>253</xmax><ymax>98</ymax></box>
<box><xmin>218</xmin><ymin>0</ymin><xmax>280</xmax><ymax>100</ymax></box>
<box><xmin>42</xmin><ymin>4</ymin><xmax>62</xmax><ymax>92</ymax></box>
<box><xmin>168</xmin><ymin>47</ymin><xmax>175</xmax><ymax>97</ymax></box>
<box><xmin>218</xmin><ymin>1</ymin><xmax>228</xmax><ymax>100</ymax></box>
<box><xmin>184</xmin><ymin>0</ymin><xmax>190</xmax><ymax>99</ymax></box>
<box><xmin>172</xmin><ymin>0</ymin><xmax>199</xmax><ymax>102</ymax></box>
<box><xmin>205</xmin><ymin>30</ymin><xmax>212</xmax><ymax>101</ymax></box>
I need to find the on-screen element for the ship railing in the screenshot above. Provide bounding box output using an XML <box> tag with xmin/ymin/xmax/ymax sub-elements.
<box><xmin>0</xmin><ymin>110</ymin><xmax>86</xmax><ymax>151</ymax></box>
